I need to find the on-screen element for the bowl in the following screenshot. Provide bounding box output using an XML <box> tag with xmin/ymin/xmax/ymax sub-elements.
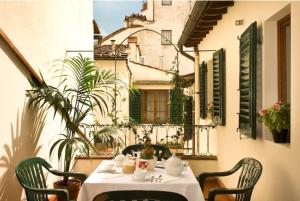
<box><xmin>102</xmin><ymin>161</ymin><xmax>115</xmax><ymax>171</ymax></box>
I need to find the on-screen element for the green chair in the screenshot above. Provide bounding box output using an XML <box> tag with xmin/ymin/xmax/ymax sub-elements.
<box><xmin>198</xmin><ymin>158</ymin><xmax>262</xmax><ymax>201</ymax></box>
<box><xmin>15</xmin><ymin>157</ymin><xmax>87</xmax><ymax>201</ymax></box>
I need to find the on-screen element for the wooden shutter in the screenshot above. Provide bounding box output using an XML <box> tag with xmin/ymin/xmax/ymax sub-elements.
<box><xmin>213</xmin><ymin>48</ymin><xmax>226</xmax><ymax>125</ymax></box>
<box><xmin>170</xmin><ymin>89</ymin><xmax>183</xmax><ymax>124</ymax></box>
<box><xmin>200</xmin><ymin>61</ymin><xmax>207</xmax><ymax>119</ymax></box>
<box><xmin>129</xmin><ymin>90</ymin><xmax>141</xmax><ymax>124</ymax></box>
<box><xmin>238</xmin><ymin>22</ymin><xmax>257</xmax><ymax>138</ymax></box>
<box><xmin>184</xmin><ymin>96</ymin><xmax>193</xmax><ymax>140</ymax></box>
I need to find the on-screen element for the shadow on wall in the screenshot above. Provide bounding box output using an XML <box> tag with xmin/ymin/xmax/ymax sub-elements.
<box><xmin>0</xmin><ymin>102</ymin><xmax>46</xmax><ymax>201</ymax></box>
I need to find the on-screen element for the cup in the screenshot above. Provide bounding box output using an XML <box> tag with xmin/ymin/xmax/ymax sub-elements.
<box><xmin>122</xmin><ymin>159</ymin><xmax>136</xmax><ymax>174</ymax></box>
<box><xmin>133</xmin><ymin>169</ymin><xmax>147</xmax><ymax>182</ymax></box>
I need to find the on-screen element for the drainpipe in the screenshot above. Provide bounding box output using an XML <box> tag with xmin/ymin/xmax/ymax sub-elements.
<box><xmin>194</xmin><ymin>46</ymin><xmax>200</xmax><ymax>155</ymax></box>
<box><xmin>179</xmin><ymin>45</ymin><xmax>194</xmax><ymax>61</ymax></box>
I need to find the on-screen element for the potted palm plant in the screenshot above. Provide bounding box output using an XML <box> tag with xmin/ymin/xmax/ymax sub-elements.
<box><xmin>259</xmin><ymin>102</ymin><xmax>290</xmax><ymax>143</ymax></box>
<box><xmin>27</xmin><ymin>54</ymin><xmax>118</xmax><ymax>200</ymax></box>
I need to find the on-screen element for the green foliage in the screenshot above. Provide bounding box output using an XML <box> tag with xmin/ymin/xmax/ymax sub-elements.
<box><xmin>170</xmin><ymin>70</ymin><xmax>185</xmax><ymax>124</ymax></box>
<box><xmin>258</xmin><ymin>102</ymin><xmax>290</xmax><ymax>132</ymax></box>
<box><xmin>27</xmin><ymin>54</ymin><xmax>118</xmax><ymax>184</ymax></box>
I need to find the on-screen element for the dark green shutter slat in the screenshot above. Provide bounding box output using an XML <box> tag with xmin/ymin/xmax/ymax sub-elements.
<box><xmin>170</xmin><ymin>89</ymin><xmax>183</xmax><ymax>124</ymax></box>
<box><xmin>212</xmin><ymin>48</ymin><xmax>226</xmax><ymax>125</ymax></box>
<box><xmin>238</xmin><ymin>21</ymin><xmax>257</xmax><ymax>139</ymax></box>
<box><xmin>184</xmin><ymin>96</ymin><xmax>193</xmax><ymax>140</ymax></box>
<box><xmin>129</xmin><ymin>90</ymin><xmax>141</xmax><ymax>124</ymax></box>
<box><xmin>200</xmin><ymin>61</ymin><xmax>207</xmax><ymax>119</ymax></box>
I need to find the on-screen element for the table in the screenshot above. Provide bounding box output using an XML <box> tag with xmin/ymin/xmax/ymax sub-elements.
<box><xmin>77</xmin><ymin>160</ymin><xmax>205</xmax><ymax>201</ymax></box>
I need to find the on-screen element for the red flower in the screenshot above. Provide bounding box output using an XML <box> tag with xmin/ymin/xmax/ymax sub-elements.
<box><xmin>259</xmin><ymin>109</ymin><xmax>268</xmax><ymax>116</ymax></box>
<box><xmin>273</xmin><ymin>103</ymin><xmax>281</xmax><ymax>111</ymax></box>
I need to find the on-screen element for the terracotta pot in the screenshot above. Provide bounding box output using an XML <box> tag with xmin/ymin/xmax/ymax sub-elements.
<box><xmin>53</xmin><ymin>179</ymin><xmax>81</xmax><ymax>201</ymax></box>
<box><xmin>271</xmin><ymin>129</ymin><xmax>289</xmax><ymax>143</ymax></box>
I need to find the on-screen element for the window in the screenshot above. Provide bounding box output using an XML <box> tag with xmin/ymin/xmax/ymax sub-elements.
<box><xmin>141</xmin><ymin>90</ymin><xmax>169</xmax><ymax>123</ymax></box>
<box><xmin>162</xmin><ymin>0</ymin><xmax>172</xmax><ymax>6</ymax></box>
<box><xmin>161</xmin><ymin>30</ymin><xmax>172</xmax><ymax>45</ymax></box>
<box><xmin>278</xmin><ymin>15</ymin><xmax>291</xmax><ymax>103</ymax></box>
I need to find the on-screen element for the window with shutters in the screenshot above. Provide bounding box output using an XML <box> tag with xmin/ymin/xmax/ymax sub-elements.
<box><xmin>162</xmin><ymin>0</ymin><xmax>172</xmax><ymax>6</ymax></box>
<box><xmin>161</xmin><ymin>30</ymin><xmax>172</xmax><ymax>45</ymax></box>
<box><xmin>200</xmin><ymin>61</ymin><xmax>207</xmax><ymax>119</ymax></box>
<box><xmin>213</xmin><ymin>48</ymin><xmax>226</xmax><ymax>125</ymax></box>
<box><xmin>238</xmin><ymin>22</ymin><xmax>257</xmax><ymax>139</ymax></box>
<box><xmin>141</xmin><ymin>90</ymin><xmax>169</xmax><ymax>123</ymax></box>
<box><xmin>278</xmin><ymin>15</ymin><xmax>291</xmax><ymax>103</ymax></box>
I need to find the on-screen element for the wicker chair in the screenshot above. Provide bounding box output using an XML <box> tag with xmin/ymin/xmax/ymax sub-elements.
<box><xmin>198</xmin><ymin>158</ymin><xmax>262</xmax><ymax>201</ymax></box>
<box><xmin>15</xmin><ymin>157</ymin><xmax>87</xmax><ymax>201</ymax></box>
<box><xmin>93</xmin><ymin>190</ymin><xmax>188</xmax><ymax>201</ymax></box>
<box><xmin>122</xmin><ymin>144</ymin><xmax>172</xmax><ymax>160</ymax></box>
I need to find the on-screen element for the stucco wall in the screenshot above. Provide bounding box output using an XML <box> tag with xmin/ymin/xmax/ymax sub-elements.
<box><xmin>0</xmin><ymin>1</ymin><xmax>93</xmax><ymax>200</ymax></box>
<box><xmin>101</xmin><ymin>1</ymin><xmax>194</xmax><ymax>75</ymax></box>
<box><xmin>197</xmin><ymin>2</ymin><xmax>300</xmax><ymax>200</ymax></box>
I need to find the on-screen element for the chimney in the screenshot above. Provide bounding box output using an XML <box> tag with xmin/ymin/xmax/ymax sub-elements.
<box><xmin>111</xmin><ymin>40</ymin><xmax>116</xmax><ymax>55</ymax></box>
<box><xmin>128</xmin><ymin>37</ymin><xmax>138</xmax><ymax>62</ymax></box>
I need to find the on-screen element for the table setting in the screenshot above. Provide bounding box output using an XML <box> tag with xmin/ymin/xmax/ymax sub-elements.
<box><xmin>77</xmin><ymin>153</ymin><xmax>205</xmax><ymax>201</ymax></box>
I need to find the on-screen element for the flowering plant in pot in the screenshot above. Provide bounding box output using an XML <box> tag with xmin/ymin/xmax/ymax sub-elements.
<box><xmin>258</xmin><ymin>102</ymin><xmax>290</xmax><ymax>143</ymax></box>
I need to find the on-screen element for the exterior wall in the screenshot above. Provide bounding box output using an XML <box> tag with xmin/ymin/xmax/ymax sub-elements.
<box><xmin>94</xmin><ymin>59</ymin><xmax>130</xmax><ymax>124</ymax></box>
<box><xmin>101</xmin><ymin>1</ymin><xmax>194</xmax><ymax>75</ymax></box>
<box><xmin>197</xmin><ymin>2</ymin><xmax>300</xmax><ymax>200</ymax></box>
<box><xmin>0</xmin><ymin>1</ymin><xmax>93</xmax><ymax>200</ymax></box>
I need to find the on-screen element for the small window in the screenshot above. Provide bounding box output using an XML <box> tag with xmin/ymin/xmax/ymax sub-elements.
<box><xmin>161</xmin><ymin>30</ymin><xmax>172</xmax><ymax>45</ymax></box>
<box><xmin>162</xmin><ymin>0</ymin><xmax>172</xmax><ymax>6</ymax></box>
<box><xmin>141</xmin><ymin>90</ymin><xmax>169</xmax><ymax>123</ymax></box>
<box><xmin>278</xmin><ymin>15</ymin><xmax>291</xmax><ymax>103</ymax></box>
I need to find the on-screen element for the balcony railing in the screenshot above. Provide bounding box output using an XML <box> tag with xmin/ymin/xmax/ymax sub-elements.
<box><xmin>83</xmin><ymin>123</ymin><xmax>216</xmax><ymax>157</ymax></box>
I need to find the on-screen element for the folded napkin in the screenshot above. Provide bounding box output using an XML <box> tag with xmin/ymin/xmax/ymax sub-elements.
<box><xmin>161</xmin><ymin>175</ymin><xmax>181</xmax><ymax>183</ymax></box>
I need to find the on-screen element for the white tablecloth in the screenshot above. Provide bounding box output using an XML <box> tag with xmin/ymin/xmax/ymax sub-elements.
<box><xmin>77</xmin><ymin>160</ymin><xmax>205</xmax><ymax>201</ymax></box>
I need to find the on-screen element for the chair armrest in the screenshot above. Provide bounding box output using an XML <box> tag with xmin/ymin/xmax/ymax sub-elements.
<box><xmin>207</xmin><ymin>187</ymin><xmax>251</xmax><ymax>201</ymax></box>
<box><xmin>26</xmin><ymin>187</ymin><xmax>70</xmax><ymax>200</ymax></box>
<box><xmin>48</xmin><ymin>168</ymin><xmax>88</xmax><ymax>183</ymax></box>
<box><xmin>198</xmin><ymin>170</ymin><xmax>235</xmax><ymax>190</ymax></box>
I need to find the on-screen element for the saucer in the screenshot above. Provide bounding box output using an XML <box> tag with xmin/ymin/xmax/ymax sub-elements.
<box><xmin>97</xmin><ymin>168</ymin><xmax>117</xmax><ymax>174</ymax></box>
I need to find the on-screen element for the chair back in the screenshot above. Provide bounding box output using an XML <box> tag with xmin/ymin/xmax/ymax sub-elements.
<box><xmin>122</xmin><ymin>144</ymin><xmax>172</xmax><ymax>160</ymax></box>
<box><xmin>236</xmin><ymin>158</ymin><xmax>262</xmax><ymax>201</ymax></box>
<box><xmin>93</xmin><ymin>190</ymin><xmax>188</xmax><ymax>201</ymax></box>
<box><xmin>15</xmin><ymin>157</ymin><xmax>50</xmax><ymax>201</ymax></box>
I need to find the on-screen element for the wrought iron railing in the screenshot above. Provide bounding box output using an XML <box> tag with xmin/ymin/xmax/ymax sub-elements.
<box><xmin>81</xmin><ymin>123</ymin><xmax>216</xmax><ymax>156</ymax></box>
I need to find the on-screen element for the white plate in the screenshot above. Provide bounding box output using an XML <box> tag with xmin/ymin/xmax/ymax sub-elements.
<box><xmin>97</xmin><ymin>168</ymin><xmax>117</xmax><ymax>174</ymax></box>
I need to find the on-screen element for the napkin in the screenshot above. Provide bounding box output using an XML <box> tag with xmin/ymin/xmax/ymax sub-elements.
<box><xmin>161</xmin><ymin>175</ymin><xmax>181</xmax><ymax>183</ymax></box>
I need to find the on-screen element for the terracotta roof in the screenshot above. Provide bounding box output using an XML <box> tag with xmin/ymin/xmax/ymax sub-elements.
<box><xmin>94</xmin><ymin>44</ymin><xmax>129</xmax><ymax>59</ymax></box>
<box><xmin>125</xmin><ymin>13</ymin><xmax>147</xmax><ymax>21</ymax></box>
<box><xmin>100</xmin><ymin>27</ymin><xmax>127</xmax><ymax>43</ymax></box>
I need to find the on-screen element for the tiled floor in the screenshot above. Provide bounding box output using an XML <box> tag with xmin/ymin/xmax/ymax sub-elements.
<box><xmin>203</xmin><ymin>179</ymin><xmax>234</xmax><ymax>201</ymax></box>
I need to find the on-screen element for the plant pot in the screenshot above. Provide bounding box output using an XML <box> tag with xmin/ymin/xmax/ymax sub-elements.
<box><xmin>53</xmin><ymin>179</ymin><xmax>81</xmax><ymax>201</ymax></box>
<box><xmin>271</xmin><ymin>129</ymin><xmax>289</xmax><ymax>143</ymax></box>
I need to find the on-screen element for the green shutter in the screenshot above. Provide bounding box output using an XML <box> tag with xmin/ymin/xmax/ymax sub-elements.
<box><xmin>238</xmin><ymin>22</ymin><xmax>257</xmax><ymax>139</ymax></box>
<box><xmin>170</xmin><ymin>89</ymin><xmax>183</xmax><ymax>124</ymax></box>
<box><xmin>129</xmin><ymin>90</ymin><xmax>141</xmax><ymax>124</ymax></box>
<box><xmin>200</xmin><ymin>61</ymin><xmax>207</xmax><ymax>119</ymax></box>
<box><xmin>213</xmin><ymin>48</ymin><xmax>226</xmax><ymax>126</ymax></box>
<box><xmin>184</xmin><ymin>96</ymin><xmax>193</xmax><ymax>140</ymax></box>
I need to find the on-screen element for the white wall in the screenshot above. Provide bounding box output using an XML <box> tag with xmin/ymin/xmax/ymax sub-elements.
<box><xmin>0</xmin><ymin>1</ymin><xmax>93</xmax><ymax>200</ymax></box>
<box><xmin>197</xmin><ymin>1</ymin><xmax>300</xmax><ymax>200</ymax></box>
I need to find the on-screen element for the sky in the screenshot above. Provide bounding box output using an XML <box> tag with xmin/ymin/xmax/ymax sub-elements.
<box><xmin>93</xmin><ymin>0</ymin><xmax>144</xmax><ymax>36</ymax></box>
